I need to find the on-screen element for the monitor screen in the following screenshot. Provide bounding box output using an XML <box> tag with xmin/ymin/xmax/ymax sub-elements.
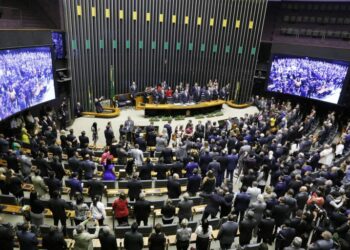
<box><xmin>0</xmin><ymin>46</ymin><xmax>56</xmax><ymax>121</ymax></box>
<box><xmin>52</xmin><ymin>32</ymin><xmax>65</xmax><ymax>59</ymax></box>
<box><xmin>267</xmin><ymin>54</ymin><xmax>349</xmax><ymax>104</ymax></box>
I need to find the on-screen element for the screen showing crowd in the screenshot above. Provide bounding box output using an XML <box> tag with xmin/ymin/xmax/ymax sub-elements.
<box><xmin>267</xmin><ymin>54</ymin><xmax>349</xmax><ymax>104</ymax></box>
<box><xmin>0</xmin><ymin>46</ymin><xmax>56</xmax><ymax>121</ymax></box>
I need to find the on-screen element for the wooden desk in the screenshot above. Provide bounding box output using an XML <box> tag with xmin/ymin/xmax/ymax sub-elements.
<box><xmin>0</xmin><ymin>204</ymin><xmax>74</xmax><ymax>218</ymax></box>
<box><xmin>81</xmin><ymin>107</ymin><xmax>121</xmax><ymax>118</ymax></box>
<box><xmin>144</xmin><ymin>100</ymin><xmax>225</xmax><ymax>116</ymax></box>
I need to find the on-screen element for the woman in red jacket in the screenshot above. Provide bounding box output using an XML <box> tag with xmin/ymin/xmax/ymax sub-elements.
<box><xmin>112</xmin><ymin>192</ymin><xmax>129</xmax><ymax>225</ymax></box>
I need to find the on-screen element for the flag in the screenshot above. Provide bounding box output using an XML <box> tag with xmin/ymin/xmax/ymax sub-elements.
<box><xmin>88</xmin><ymin>82</ymin><xmax>93</xmax><ymax>110</ymax></box>
<box><xmin>110</xmin><ymin>65</ymin><xmax>115</xmax><ymax>100</ymax></box>
<box><xmin>234</xmin><ymin>82</ymin><xmax>240</xmax><ymax>101</ymax></box>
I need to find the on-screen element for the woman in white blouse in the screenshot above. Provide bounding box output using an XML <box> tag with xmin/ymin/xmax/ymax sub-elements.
<box><xmin>90</xmin><ymin>195</ymin><xmax>106</xmax><ymax>226</ymax></box>
<box><xmin>195</xmin><ymin>219</ymin><xmax>212</xmax><ymax>250</ymax></box>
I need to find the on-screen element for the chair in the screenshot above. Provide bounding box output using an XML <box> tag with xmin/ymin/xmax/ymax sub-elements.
<box><xmin>188</xmin><ymin>196</ymin><xmax>203</xmax><ymax>205</ymax></box>
<box><xmin>299</xmin><ymin>29</ymin><xmax>306</xmax><ymax>37</ymax></box>
<box><xmin>66</xmin><ymin>226</ymin><xmax>77</xmax><ymax>238</ymax></box>
<box><xmin>118</xmin><ymin>181</ymin><xmax>128</xmax><ymax>189</ymax></box>
<box><xmin>344</xmin><ymin>18</ymin><xmax>350</xmax><ymax>25</ymax></box>
<box><xmin>150</xmin><ymin>200</ymin><xmax>166</xmax><ymax>209</ymax></box>
<box><xmin>323</xmin><ymin>17</ymin><xmax>330</xmax><ymax>25</ymax></box>
<box><xmin>188</xmin><ymin>221</ymin><xmax>198</xmax><ymax>232</ymax></box>
<box><xmin>290</xmin><ymin>16</ymin><xmax>296</xmax><ymax>23</ymax></box>
<box><xmin>39</xmin><ymin>225</ymin><xmax>51</xmax><ymax>236</ymax></box>
<box><xmin>140</xmin><ymin>180</ymin><xmax>153</xmax><ymax>189</ymax></box>
<box><xmin>0</xmin><ymin>194</ymin><xmax>18</xmax><ymax>205</ymax></box>
<box><xmin>309</xmin><ymin>16</ymin><xmax>316</xmax><ymax>23</ymax></box>
<box><xmin>208</xmin><ymin>218</ymin><xmax>221</xmax><ymax>229</ymax></box>
<box><xmin>115</xmin><ymin>226</ymin><xmax>131</xmax><ymax>238</ymax></box>
<box><xmin>316</xmin><ymin>17</ymin><xmax>323</xmax><ymax>24</ymax></box>
<box><xmin>143</xmin><ymin>151</ymin><xmax>150</xmax><ymax>158</ymax></box>
<box><xmin>312</xmin><ymin>30</ymin><xmax>321</xmax><ymax>38</ymax></box>
<box><xmin>341</xmin><ymin>31</ymin><xmax>350</xmax><ymax>40</ymax></box>
<box><xmin>138</xmin><ymin>226</ymin><xmax>152</xmax><ymax>236</ymax></box>
<box><xmin>117</xmin><ymin>94</ymin><xmax>132</xmax><ymax>108</ymax></box>
<box><xmin>178</xmin><ymin>178</ymin><xmax>188</xmax><ymax>186</ymax></box>
<box><xmin>162</xmin><ymin>224</ymin><xmax>178</xmax><ymax>236</ymax></box>
<box><xmin>103</xmin><ymin>180</ymin><xmax>116</xmax><ymax>189</ymax></box>
<box><xmin>280</xmin><ymin>27</ymin><xmax>287</xmax><ymax>35</ymax></box>
<box><xmin>171</xmin><ymin>198</ymin><xmax>181</xmax><ymax>206</ymax></box>
<box><xmin>155</xmin><ymin>179</ymin><xmax>168</xmax><ymax>188</ymax></box>
<box><xmin>326</xmin><ymin>30</ymin><xmax>334</xmax><ymax>38</ymax></box>
<box><xmin>333</xmin><ymin>31</ymin><xmax>341</xmax><ymax>39</ymax></box>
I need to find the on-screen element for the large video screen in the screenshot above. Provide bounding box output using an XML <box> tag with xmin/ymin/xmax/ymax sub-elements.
<box><xmin>0</xmin><ymin>46</ymin><xmax>55</xmax><ymax>121</ymax></box>
<box><xmin>52</xmin><ymin>32</ymin><xmax>65</xmax><ymax>59</ymax></box>
<box><xmin>267</xmin><ymin>54</ymin><xmax>349</xmax><ymax>104</ymax></box>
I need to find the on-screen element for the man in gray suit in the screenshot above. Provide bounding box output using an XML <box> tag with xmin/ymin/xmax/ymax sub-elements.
<box><xmin>73</xmin><ymin>218</ymin><xmax>100</xmax><ymax>250</ymax></box>
<box><xmin>284</xmin><ymin>237</ymin><xmax>305</xmax><ymax>250</ymax></box>
<box><xmin>124</xmin><ymin>116</ymin><xmax>134</xmax><ymax>142</ymax></box>
<box><xmin>217</xmin><ymin>214</ymin><xmax>238</xmax><ymax>250</ymax></box>
<box><xmin>31</xmin><ymin>170</ymin><xmax>48</xmax><ymax>198</ymax></box>
<box><xmin>124</xmin><ymin>222</ymin><xmax>143</xmax><ymax>250</ymax></box>
<box><xmin>177</xmin><ymin>193</ymin><xmax>193</xmax><ymax>223</ymax></box>
<box><xmin>156</xmin><ymin>134</ymin><xmax>168</xmax><ymax>152</ymax></box>
<box><xmin>129</xmin><ymin>144</ymin><xmax>144</xmax><ymax>166</ymax></box>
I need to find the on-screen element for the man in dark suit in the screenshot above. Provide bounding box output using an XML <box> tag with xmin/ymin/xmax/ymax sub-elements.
<box><xmin>133</xmin><ymin>192</ymin><xmax>151</xmax><ymax>226</ymax></box>
<box><xmin>194</xmin><ymin>121</ymin><xmax>205</xmax><ymax>140</ymax></box>
<box><xmin>154</xmin><ymin>159</ymin><xmax>168</xmax><ymax>180</ymax></box>
<box><xmin>139</xmin><ymin>160</ymin><xmax>152</xmax><ymax>180</ymax></box>
<box><xmin>98</xmin><ymin>226</ymin><xmax>117</xmax><ymax>250</ymax></box>
<box><xmin>48</xmin><ymin>191</ymin><xmax>69</xmax><ymax>235</ymax></box>
<box><xmin>161</xmin><ymin>146</ymin><xmax>173</xmax><ymax>164</ymax></box>
<box><xmin>78</xmin><ymin>131</ymin><xmax>89</xmax><ymax>148</ymax></box>
<box><xmin>167</xmin><ymin>174</ymin><xmax>181</xmax><ymax>199</ymax></box>
<box><xmin>124</xmin><ymin>117</ymin><xmax>135</xmax><ymax>142</ymax></box>
<box><xmin>104</xmin><ymin>125</ymin><xmax>114</xmax><ymax>146</ymax></box>
<box><xmin>46</xmin><ymin>171</ymin><xmax>62</xmax><ymax>198</ymax></box>
<box><xmin>272</xmin><ymin>197</ymin><xmax>291</xmax><ymax>230</ymax></box>
<box><xmin>233</xmin><ymin>186</ymin><xmax>251</xmax><ymax>222</ymax></box>
<box><xmin>257</xmin><ymin>210</ymin><xmax>275</xmax><ymax>244</ymax></box>
<box><xmin>275</xmin><ymin>222</ymin><xmax>296</xmax><ymax>250</ymax></box>
<box><xmin>134</xmin><ymin>135</ymin><xmax>147</xmax><ymax>152</ymax></box>
<box><xmin>86</xmin><ymin>177</ymin><xmax>105</xmax><ymax>199</ymax></box>
<box><xmin>80</xmin><ymin>154</ymin><xmax>95</xmax><ymax>180</ymax></box>
<box><xmin>124</xmin><ymin>222</ymin><xmax>143</xmax><ymax>250</ymax></box>
<box><xmin>239</xmin><ymin>211</ymin><xmax>257</xmax><ymax>246</ymax></box>
<box><xmin>170</xmin><ymin>160</ymin><xmax>184</xmax><ymax>178</ymax></box>
<box><xmin>217</xmin><ymin>214</ymin><xmax>238</xmax><ymax>250</ymax></box>
<box><xmin>187</xmin><ymin>168</ymin><xmax>201</xmax><ymax>196</ymax></box>
<box><xmin>42</xmin><ymin>225</ymin><xmax>67</xmax><ymax>250</ymax></box>
<box><xmin>67</xmin><ymin>172</ymin><xmax>82</xmax><ymax>198</ymax></box>
<box><xmin>146</xmin><ymin>131</ymin><xmax>157</xmax><ymax>147</ymax></box>
<box><xmin>0</xmin><ymin>218</ymin><xmax>15</xmax><ymax>250</ymax></box>
<box><xmin>67</xmin><ymin>129</ymin><xmax>78</xmax><ymax>147</ymax></box>
<box><xmin>226</xmin><ymin>149</ymin><xmax>238</xmax><ymax>182</ymax></box>
<box><xmin>203</xmin><ymin>190</ymin><xmax>229</xmax><ymax>219</ymax></box>
<box><xmin>127</xmin><ymin>174</ymin><xmax>143</xmax><ymax>201</ymax></box>
<box><xmin>36</xmin><ymin>152</ymin><xmax>51</xmax><ymax>177</ymax></box>
<box><xmin>163</xmin><ymin>121</ymin><xmax>172</xmax><ymax>145</ymax></box>
<box><xmin>16</xmin><ymin>223</ymin><xmax>38</xmax><ymax>250</ymax></box>
<box><xmin>199</xmin><ymin>150</ymin><xmax>212</xmax><ymax>175</ymax></box>
<box><xmin>68</xmin><ymin>151</ymin><xmax>81</xmax><ymax>175</ymax></box>
<box><xmin>216</xmin><ymin>150</ymin><xmax>229</xmax><ymax>187</ymax></box>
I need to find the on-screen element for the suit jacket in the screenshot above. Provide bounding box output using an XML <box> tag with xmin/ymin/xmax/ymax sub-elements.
<box><xmin>73</xmin><ymin>220</ymin><xmax>100</xmax><ymax>250</ymax></box>
<box><xmin>167</xmin><ymin>179</ymin><xmax>181</xmax><ymax>199</ymax></box>
<box><xmin>86</xmin><ymin>179</ymin><xmax>104</xmax><ymax>198</ymax></box>
<box><xmin>48</xmin><ymin>197</ymin><xmax>68</xmax><ymax>220</ymax></box>
<box><xmin>104</xmin><ymin>129</ymin><xmax>114</xmax><ymax>145</ymax></box>
<box><xmin>134</xmin><ymin>199</ymin><xmax>151</xmax><ymax>219</ymax></box>
<box><xmin>139</xmin><ymin>164</ymin><xmax>152</xmax><ymax>180</ymax></box>
<box><xmin>156</xmin><ymin>137</ymin><xmax>167</xmax><ymax>152</ymax></box>
<box><xmin>227</xmin><ymin>154</ymin><xmax>238</xmax><ymax>171</ymax></box>
<box><xmin>46</xmin><ymin>177</ymin><xmax>62</xmax><ymax>197</ymax></box>
<box><xmin>170</xmin><ymin>161</ymin><xmax>184</xmax><ymax>177</ymax></box>
<box><xmin>98</xmin><ymin>231</ymin><xmax>117</xmax><ymax>250</ymax></box>
<box><xmin>68</xmin><ymin>156</ymin><xmax>81</xmax><ymax>173</ymax></box>
<box><xmin>129</xmin><ymin>148</ymin><xmax>144</xmax><ymax>166</ymax></box>
<box><xmin>78</xmin><ymin>135</ymin><xmax>89</xmax><ymax>148</ymax></box>
<box><xmin>42</xmin><ymin>231</ymin><xmax>67</xmax><ymax>250</ymax></box>
<box><xmin>154</xmin><ymin>163</ymin><xmax>168</xmax><ymax>180</ymax></box>
<box><xmin>187</xmin><ymin>174</ymin><xmax>201</xmax><ymax>195</ymax></box>
<box><xmin>0</xmin><ymin>223</ymin><xmax>14</xmax><ymax>250</ymax></box>
<box><xmin>164</xmin><ymin>124</ymin><xmax>172</xmax><ymax>139</ymax></box>
<box><xmin>31</xmin><ymin>175</ymin><xmax>48</xmax><ymax>197</ymax></box>
<box><xmin>81</xmin><ymin>160</ymin><xmax>95</xmax><ymax>179</ymax></box>
<box><xmin>217</xmin><ymin>221</ymin><xmax>238</xmax><ymax>245</ymax></box>
<box><xmin>127</xmin><ymin>179</ymin><xmax>143</xmax><ymax>199</ymax></box>
<box><xmin>199</xmin><ymin>153</ymin><xmax>212</xmax><ymax>173</ymax></box>
<box><xmin>161</xmin><ymin>148</ymin><xmax>173</xmax><ymax>164</ymax></box>
<box><xmin>272</xmin><ymin>203</ymin><xmax>290</xmax><ymax>226</ymax></box>
<box><xmin>134</xmin><ymin>137</ymin><xmax>147</xmax><ymax>152</ymax></box>
<box><xmin>239</xmin><ymin>218</ymin><xmax>257</xmax><ymax>245</ymax></box>
<box><xmin>17</xmin><ymin>231</ymin><xmax>38</xmax><ymax>250</ymax></box>
<box><xmin>178</xmin><ymin>200</ymin><xmax>193</xmax><ymax>219</ymax></box>
<box><xmin>68</xmin><ymin>178</ymin><xmax>82</xmax><ymax>196</ymax></box>
<box><xmin>124</xmin><ymin>120</ymin><xmax>134</xmax><ymax>132</ymax></box>
<box><xmin>234</xmin><ymin>192</ymin><xmax>251</xmax><ymax>212</ymax></box>
<box><xmin>124</xmin><ymin>231</ymin><xmax>143</xmax><ymax>250</ymax></box>
<box><xmin>257</xmin><ymin>217</ymin><xmax>275</xmax><ymax>240</ymax></box>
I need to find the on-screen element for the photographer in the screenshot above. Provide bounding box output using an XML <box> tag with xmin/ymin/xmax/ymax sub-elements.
<box><xmin>73</xmin><ymin>218</ymin><xmax>100</xmax><ymax>250</ymax></box>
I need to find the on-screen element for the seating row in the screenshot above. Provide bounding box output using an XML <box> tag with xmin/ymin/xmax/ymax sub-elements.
<box><xmin>280</xmin><ymin>27</ymin><xmax>350</xmax><ymax>40</ymax></box>
<box><xmin>282</xmin><ymin>16</ymin><xmax>350</xmax><ymax>25</ymax></box>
